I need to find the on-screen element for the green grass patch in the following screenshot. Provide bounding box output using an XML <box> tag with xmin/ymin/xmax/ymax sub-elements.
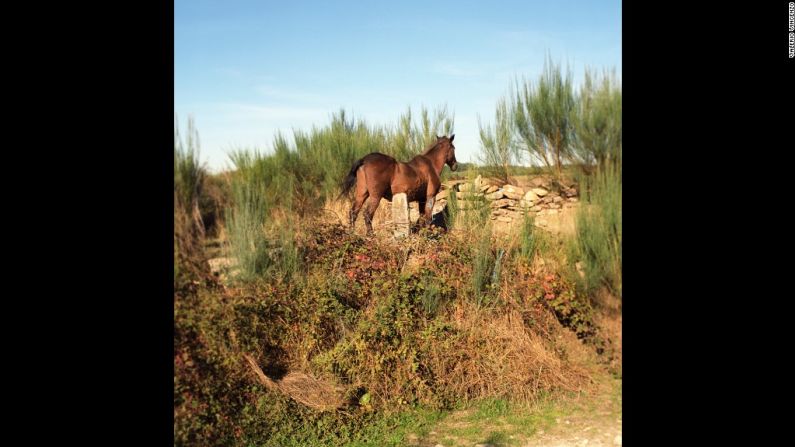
<box><xmin>344</xmin><ymin>406</ymin><xmax>449</xmax><ymax>447</ymax></box>
<box><xmin>414</xmin><ymin>397</ymin><xmax>565</xmax><ymax>447</ymax></box>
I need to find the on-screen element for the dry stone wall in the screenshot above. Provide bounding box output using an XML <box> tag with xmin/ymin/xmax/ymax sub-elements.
<box><xmin>432</xmin><ymin>174</ymin><xmax>580</xmax><ymax>224</ymax></box>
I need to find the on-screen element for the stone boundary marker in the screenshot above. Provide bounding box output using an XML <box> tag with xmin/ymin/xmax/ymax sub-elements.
<box><xmin>392</xmin><ymin>192</ymin><xmax>410</xmax><ymax>238</ymax></box>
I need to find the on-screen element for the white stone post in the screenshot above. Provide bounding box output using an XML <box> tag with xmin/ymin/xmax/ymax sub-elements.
<box><xmin>392</xmin><ymin>193</ymin><xmax>410</xmax><ymax>238</ymax></box>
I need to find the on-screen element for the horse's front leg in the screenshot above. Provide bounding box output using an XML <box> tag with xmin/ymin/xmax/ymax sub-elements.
<box><xmin>422</xmin><ymin>180</ymin><xmax>441</xmax><ymax>229</ymax></box>
<box><xmin>422</xmin><ymin>196</ymin><xmax>435</xmax><ymax>227</ymax></box>
<box><xmin>417</xmin><ymin>199</ymin><xmax>427</xmax><ymax>228</ymax></box>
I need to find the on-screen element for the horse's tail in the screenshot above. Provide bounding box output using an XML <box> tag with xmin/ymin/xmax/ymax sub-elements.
<box><xmin>338</xmin><ymin>157</ymin><xmax>366</xmax><ymax>200</ymax></box>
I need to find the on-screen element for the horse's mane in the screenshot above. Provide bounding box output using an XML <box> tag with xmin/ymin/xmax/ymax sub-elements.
<box><xmin>421</xmin><ymin>140</ymin><xmax>442</xmax><ymax>156</ymax></box>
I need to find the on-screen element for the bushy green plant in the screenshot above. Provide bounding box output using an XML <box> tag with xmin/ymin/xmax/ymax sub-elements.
<box><xmin>518</xmin><ymin>212</ymin><xmax>538</xmax><ymax>261</ymax></box>
<box><xmin>478</xmin><ymin>97</ymin><xmax>520</xmax><ymax>184</ymax></box>
<box><xmin>570</xmin><ymin>68</ymin><xmax>622</xmax><ymax>169</ymax></box>
<box><xmin>472</xmin><ymin>230</ymin><xmax>496</xmax><ymax>306</ymax></box>
<box><xmin>568</xmin><ymin>162</ymin><xmax>622</xmax><ymax>299</ymax></box>
<box><xmin>442</xmin><ymin>183</ymin><xmax>460</xmax><ymax>230</ymax></box>
<box><xmin>418</xmin><ymin>273</ymin><xmax>444</xmax><ymax>317</ymax></box>
<box><xmin>224</xmin><ymin>164</ymin><xmax>274</xmax><ymax>281</ymax></box>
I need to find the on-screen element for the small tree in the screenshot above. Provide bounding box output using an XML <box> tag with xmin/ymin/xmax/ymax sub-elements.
<box><xmin>478</xmin><ymin>97</ymin><xmax>519</xmax><ymax>184</ymax></box>
<box><xmin>571</xmin><ymin>68</ymin><xmax>622</xmax><ymax>169</ymax></box>
<box><xmin>512</xmin><ymin>56</ymin><xmax>575</xmax><ymax>179</ymax></box>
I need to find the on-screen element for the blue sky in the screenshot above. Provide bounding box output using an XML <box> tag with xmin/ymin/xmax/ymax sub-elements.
<box><xmin>175</xmin><ymin>0</ymin><xmax>621</xmax><ymax>172</ymax></box>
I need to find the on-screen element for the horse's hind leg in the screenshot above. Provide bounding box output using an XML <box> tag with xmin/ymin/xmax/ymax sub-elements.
<box><xmin>349</xmin><ymin>191</ymin><xmax>368</xmax><ymax>230</ymax></box>
<box><xmin>363</xmin><ymin>195</ymin><xmax>381</xmax><ymax>235</ymax></box>
<box><xmin>349</xmin><ymin>169</ymin><xmax>369</xmax><ymax>230</ymax></box>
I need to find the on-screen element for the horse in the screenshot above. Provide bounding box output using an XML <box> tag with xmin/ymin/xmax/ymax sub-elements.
<box><xmin>339</xmin><ymin>135</ymin><xmax>458</xmax><ymax>235</ymax></box>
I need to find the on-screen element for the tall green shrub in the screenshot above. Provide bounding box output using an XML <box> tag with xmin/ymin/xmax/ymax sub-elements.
<box><xmin>569</xmin><ymin>162</ymin><xmax>622</xmax><ymax>299</ymax></box>
<box><xmin>571</xmin><ymin>68</ymin><xmax>622</xmax><ymax>169</ymax></box>
<box><xmin>512</xmin><ymin>55</ymin><xmax>575</xmax><ymax>179</ymax></box>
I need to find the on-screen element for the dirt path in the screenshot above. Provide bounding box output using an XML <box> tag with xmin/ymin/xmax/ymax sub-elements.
<box><xmin>520</xmin><ymin>408</ymin><xmax>621</xmax><ymax>447</ymax></box>
<box><xmin>410</xmin><ymin>377</ymin><xmax>621</xmax><ymax>447</ymax></box>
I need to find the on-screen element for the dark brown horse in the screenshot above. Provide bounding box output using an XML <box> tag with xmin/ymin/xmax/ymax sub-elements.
<box><xmin>339</xmin><ymin>135</ymin><xmax>458</xmax><ymax>234</ymax></box>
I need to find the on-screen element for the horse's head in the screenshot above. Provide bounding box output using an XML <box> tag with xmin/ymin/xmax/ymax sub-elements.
<box><xmin>436</xmin><ymin>134</ymin><xmax>458</xmax><ymax>171</ymax></box>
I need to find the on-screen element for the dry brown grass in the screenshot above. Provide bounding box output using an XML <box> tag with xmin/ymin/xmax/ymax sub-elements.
<box><xmin>424</xmin><ymin>302</ymin><xmax>593</xmax><ymax>405</ymax></box>
<box><xmin>243</xmin><ymin>353</ymin><xmax>346</xmax><ymax>412</ymax></box>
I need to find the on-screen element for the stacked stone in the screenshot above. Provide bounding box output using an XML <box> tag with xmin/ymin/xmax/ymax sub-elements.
<box><xmin>435</xmin><ymin>175</ymin><xmax>579</xmax><ymax>224</ymax></box>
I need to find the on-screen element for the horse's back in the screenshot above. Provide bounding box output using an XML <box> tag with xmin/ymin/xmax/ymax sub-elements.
<box><xmin>361</xmin><ymin>152</ymin><xmax>428</xmax><ymax>173</ymax></box>
<box><xmin>361</xmin><ymin>152</ymin><xmax>399</xmax><ymax>177</ymax></box>
<box><xmin>362</xmin><ymin>152</ymin><xmax>397</xmax><ymax>166</ymax></box>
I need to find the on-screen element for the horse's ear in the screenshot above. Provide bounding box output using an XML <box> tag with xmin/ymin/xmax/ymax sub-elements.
<box><xmin>449</xmin><ymin>134</ymin><xmax>455</xmax><ymax>142</ymax></box>
<box><xmin>436</xmin><ymin>135</ymin><xmax>442</xmax><ymax>141</ymax></box>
